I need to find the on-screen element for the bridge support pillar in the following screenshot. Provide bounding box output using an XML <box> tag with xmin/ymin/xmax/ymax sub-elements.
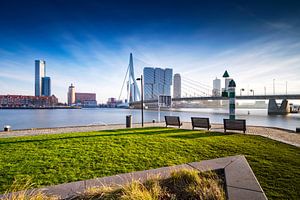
<box><xmin>268</xmin><ymin>99</ymin><xmax>289</xmax><ymax>115</ymax></box>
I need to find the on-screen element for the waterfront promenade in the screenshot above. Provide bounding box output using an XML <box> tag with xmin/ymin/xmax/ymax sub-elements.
<box><xmin>0</xmin><ymin>122</ymin><xmax>299</xmax><ymax>147</ymax></box>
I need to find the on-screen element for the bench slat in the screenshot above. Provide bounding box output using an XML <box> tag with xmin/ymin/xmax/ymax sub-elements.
<box><xmin>165</xmin><ymin>116</ymin><xmax>182</xmax><ymax>128</ymax></box>
<box><xmin>191</xmin><ymin>117</ymin><xmax>211</xmax><ymax>130</ymax></box>
<box><xmin>224</xmin><ymin>119</ymin><xmax>246</xmax><ymax>133</ymax></box>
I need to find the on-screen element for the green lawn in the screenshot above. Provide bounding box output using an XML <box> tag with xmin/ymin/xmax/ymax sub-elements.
<box><xmin>0</xmin><ymin>128</ymin><xmax>299</xmax><ymax>199</ymax></box>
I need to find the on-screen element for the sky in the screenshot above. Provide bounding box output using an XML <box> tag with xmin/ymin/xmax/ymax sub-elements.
<box><xmin>0</xmin><ymin>0</ymin><xmax>300</xmax><ymax>103</ymax></box>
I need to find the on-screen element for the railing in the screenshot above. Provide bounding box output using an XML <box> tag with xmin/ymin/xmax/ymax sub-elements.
<box><xmin>130</xmin><ymin>94</ymin><xmax>300</xmax><ymax>105</ymax></box>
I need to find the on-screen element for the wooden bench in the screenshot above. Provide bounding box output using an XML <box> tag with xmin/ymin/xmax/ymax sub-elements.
<box><xmin>165</xmin><ymin>116</ymin><xmax>182</xmax><ymax>128</ymax></box>
<box><xmin>223</xmin><ymin>119</ymin><xmax>246</xmax><ymax>133</ymax></box>
<box><xmin>191</xmin><ymin>117</ymin><xmax>211</xmax><ymax>130</ymax></box>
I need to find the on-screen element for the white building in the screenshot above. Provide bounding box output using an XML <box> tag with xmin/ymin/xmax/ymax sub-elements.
<box><xmin>68</xmin><ymin>84</ymin><xmax>75</xmax><ymax>105</ymax></box>
<box><xmin>173</xmin><ymin>73</ymin><xmax>181</xmax><ymax>98</ymax></box>
<box><xmin>212</xmin><ymin>77</ymin><xmax>221</xmax><ymax>96</ymax></box>
<box><xmin>35</xmin><ymin>60</ymin><xmax>46</xmax><ymax>96</ymax></box>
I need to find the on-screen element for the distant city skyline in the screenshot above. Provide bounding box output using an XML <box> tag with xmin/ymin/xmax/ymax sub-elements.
<box><xmin>0</xmin><ymin>0</ymin><xmax>300</xmax><ymax>103</ymax></box>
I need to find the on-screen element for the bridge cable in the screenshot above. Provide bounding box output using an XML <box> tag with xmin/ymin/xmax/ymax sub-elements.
<box><xmin>118</xmin><ymin>64</ymin><xmax>130</xmax><ymax>101</ymax></box>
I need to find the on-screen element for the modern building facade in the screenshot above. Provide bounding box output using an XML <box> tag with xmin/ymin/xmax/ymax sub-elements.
<box><xmin>67</xmin><ymin>84</ymin><xmax>75</xmax><ymax>106</ymax></box>
<box><xmin>35</xmin><ymin>60</ymin><xmax>46</xmax><ymax>96</ymax></box>
<box><xmin>143</xmin><ymin>67</ymin><xmax>173</xmax><ymax>100</ymax></box>
<box><xmin>173</xmin><ymin>73</ymin><xmax>181</xmax><ymax>98</ymax></box>
<box><xmin>0</xmin><ymin>95</ymin><xmax>58</xmax><ymax>108</ymax></box>
<box><xmin>42</xmin><ymin>77</ymin><xmax>51</xmax><ymax>96</ymax></box>
<box><xmin>212</xmin><ymin>77</ymin><xmax>221</xmax><ymax>96</ymax></box>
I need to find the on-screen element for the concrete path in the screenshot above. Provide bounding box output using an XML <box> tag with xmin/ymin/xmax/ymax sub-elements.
<box><xmin>0</xmin><ymin>122</ymin><xmax>299</xmax><ymax>147</ymax></box>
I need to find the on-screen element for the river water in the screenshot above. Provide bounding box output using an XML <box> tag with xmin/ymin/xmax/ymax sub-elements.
<box><xmin>0</xmin><ymin>108</ymin><xmax>299</xmax><ymax>130</ymax></box>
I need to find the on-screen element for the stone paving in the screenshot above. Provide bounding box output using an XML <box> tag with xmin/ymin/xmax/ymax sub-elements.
<box><xmin>0</xmin><ymin>122</ymin><xmax>299</xmax><ymax>147</ymax></box>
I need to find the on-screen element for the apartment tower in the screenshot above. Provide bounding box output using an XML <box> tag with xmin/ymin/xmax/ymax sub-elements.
<box><xmin>35</xmin><ymin>60</ymin><xmax>46</xmax><ymax>96</ymax></box>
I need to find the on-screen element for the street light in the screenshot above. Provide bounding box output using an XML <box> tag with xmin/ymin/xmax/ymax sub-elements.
<box><xmin>136</xmin><ymin>75</ymin><xmax>144</xmax><ymax>127</ymax></box>
<box><xmin>273</xmin><ymin>79</ymin><xmax>275</xmax><ymax>95</ymax></box>
<box><xmin>250</xmin><ymin>89</ymin><xmax>254</xmax><ymax>96</ymax></box>
<box><xmin>240</xmin><ymin>88</ymin><xmax>245</xmax><ymax>96</ymax></box>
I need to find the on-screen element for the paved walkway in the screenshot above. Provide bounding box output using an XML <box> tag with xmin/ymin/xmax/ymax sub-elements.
<box><xmin>0</xmin><ymin>122</ymin><xmax>299</xmax><ymax>147</ymax></box>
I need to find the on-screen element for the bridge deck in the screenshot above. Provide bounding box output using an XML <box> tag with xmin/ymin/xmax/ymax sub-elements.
<box><xmin>131</xmin><ymin>94</ymin><xmax>300</xmax><ymax>104</ymax></box>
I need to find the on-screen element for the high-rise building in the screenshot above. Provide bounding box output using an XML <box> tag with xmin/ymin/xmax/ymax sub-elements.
<box><xmin>212</xmin><ymin>77</ymin><xmax>221</xmax><ymax>96</ymax></box>
<box><xmin>144</xmin><ymin>67</ymin><xmax>155</xmax><ymax>100</ymax></box>
<box><xmin>143</xmin><ymin>67</ymin><xmax>173</xmax><ymax>100</ymax></box>
<box><xmin>35</xmin><ymin>60</ymin><xmax>46</xmax><ymax>96</ymax></box>
<box><xmin>42</xmin><ymin>77</ymin><xmax>51</xmax><ymax>96</ymax></box>
<box><xmin>68</xmin><ymin>84</ymin><xmax>75</xmax><ymax>105</ymax></box>
<box><xmin>173</xmin><ymin>73</ymin><xmax>181</xmax><ymax>98</ymax></box>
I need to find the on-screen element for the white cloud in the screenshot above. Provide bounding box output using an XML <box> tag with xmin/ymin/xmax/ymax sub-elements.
<box><xmin>0</xmin><ymin>32</ymin><xmax>300</xmax><ymax>103</ymax></box>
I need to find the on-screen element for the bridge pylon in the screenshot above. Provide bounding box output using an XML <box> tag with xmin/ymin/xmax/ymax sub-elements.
<box><xmin>127</xmin><ymin>53</ymin><xmax>140</xmax><ymax>103</ymax></box>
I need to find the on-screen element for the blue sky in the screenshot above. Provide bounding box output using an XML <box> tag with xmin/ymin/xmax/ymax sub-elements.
<box><xmin>0</xmin><ymin>0</ymin><xmax>300</xmax><ymax>103</ymax></box>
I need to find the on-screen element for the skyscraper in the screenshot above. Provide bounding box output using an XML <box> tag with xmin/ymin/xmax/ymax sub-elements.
<box><xmin>173</xmin><ymin>73</ymin><xmax>181</xmax><ymax>98</ymax></box>
<box><xmin>68</xmin><ymin>84</ymin><xmax>75</xmax><ymax>105</ymax></box>
<box><xmin>42</xmin><ymin>77</ymin><xmax>51</xmax><ymax>96</ymax></box>
<box><xmin>35</xmin><ymin>60</ymin><xmax>46</xmax><ymax>96</ymax></box>
<box><xmin>144</xmin><ymin>67</ymin><xmax>155</xmax><ymax>100</ymax></box>
<box><xmin>143</xmin><ymin>67</ymin><xmax>173</xmax><ymax>100</ymax></box>
<box><xmin>212</xmin><ymin>77</ymin><xmax>221</xmax><ymax>96</ymax></box>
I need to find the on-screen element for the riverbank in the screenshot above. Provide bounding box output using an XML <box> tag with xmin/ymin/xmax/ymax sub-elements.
<box><xmin>0</xmin><ymin>122</ymin><xmax>299</xmax><ymax>147</ymax></box>
<box><xmin>0</xmin><ymin>106</ymin><xmax>81</xmax><ymax>109</ymax></box>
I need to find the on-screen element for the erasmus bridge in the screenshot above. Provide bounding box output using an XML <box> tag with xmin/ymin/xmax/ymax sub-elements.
<box><xmin>118</xmin><ymin>53</ymin><xmax>300</xmax><ymax>114</ymax></box>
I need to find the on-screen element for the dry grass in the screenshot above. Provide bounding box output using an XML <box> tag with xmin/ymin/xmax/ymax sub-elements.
<box><xmin>2</xmin><ymin>178</ymin><xmax>58</xmax><ymax>200</ymax></box>
<box><xmin>77</xmin><ymin>169</ymin><xmax>225</xmax><ymax>200</ymax></box>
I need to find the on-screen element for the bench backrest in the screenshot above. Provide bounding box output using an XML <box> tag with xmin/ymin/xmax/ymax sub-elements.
<box><xmin>165</xmin><ymin>116</ymin><xmax>181</xmax><ymax>126</ymax></box>
<box><xmin>224</xmin><ymin>119</ymin><xmax>246</xmax><ymax>131</ymax></box>
<box><xmin>191</xmin><ymin>117</ymin><xmax>210</xmax><ymax>128</ymax></box>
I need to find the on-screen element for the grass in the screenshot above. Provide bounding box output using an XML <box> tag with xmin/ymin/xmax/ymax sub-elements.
<box><xmin>0</xmin><ymin>127</ymin><xmax>299</xmax><ymax>199</ymax></box>
<box><xmin>80</xmin><ymin>169</ymin><xmax>225</xmax><ymax>200</ymax></box>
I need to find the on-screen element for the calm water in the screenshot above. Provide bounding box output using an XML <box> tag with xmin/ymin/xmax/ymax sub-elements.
<box><xmin>0</xmin><ymin>108</ymin><xmax>299</xmax><ymax>130</ymax></box>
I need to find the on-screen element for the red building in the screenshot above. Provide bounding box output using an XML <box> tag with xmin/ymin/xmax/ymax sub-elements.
<box><xmin>0</xmin><ymin>95</ymin><xmax>58</xmax><ymax>108</ymax></box>
<box><xmin>107</xmin><ymin>97</ymin><xmax>123</xmax><ymax>108</ymax></box>
<box><xmin>75</xmin><ymin>93</ymin><xmax>97</xmax><ymax>107</ymax></box>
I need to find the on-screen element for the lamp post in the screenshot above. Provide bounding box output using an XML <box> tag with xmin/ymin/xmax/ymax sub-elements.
<box><xmin>240</xmin><ymin>88</ymin><xmax>245</xmax><ymax>96</ymax></box>
<box><xmin>273</xmin><ymin>79</ymin><xmax>275</xmax><ymax>95</ymax></box>
<box><xmin>136</xmin><ymin>75</ymin><xmax>144</xmax><ymax>127</ymax></box>
<box><xmin>228</xmin><ymin>80</ymin><xmax>236</xmax><ymax>120</ymax></box>
<box><xmin>250</xmin><ymin>89</ymin><xmax>254</xmax><ymax>96</ymax></box>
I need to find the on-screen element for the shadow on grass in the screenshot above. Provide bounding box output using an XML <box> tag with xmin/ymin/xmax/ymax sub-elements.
<box><xmin>167</xmin><ymin>131</ymin><xmax>232</xmax><ymax>139</ymax></box>
<box><xmin>0</xmin><ymin>128</ymin><xmax>196</xmax><ymax>145</ymax></box>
